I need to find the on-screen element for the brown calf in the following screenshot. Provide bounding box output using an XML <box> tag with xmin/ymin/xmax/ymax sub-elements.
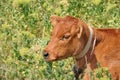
<box><xmin>43</xmin><ymin>15</ymin><xmax>120</xmax><ymax>80</ymax></box>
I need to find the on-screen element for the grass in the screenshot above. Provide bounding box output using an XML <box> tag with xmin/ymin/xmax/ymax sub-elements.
<box><xmin>0</xmin><ymin>0</ymin><xmax>119</xmax><ymax>80</ymax></box>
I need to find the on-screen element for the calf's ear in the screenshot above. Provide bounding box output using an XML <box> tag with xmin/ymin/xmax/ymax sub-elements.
<box><xmin>77</xmin><ymin>25</ymin><xmax>83</xmax><ymax>39</ymax></box>
<box><xmin>50</xmin><ymin>15</ymin><xmax>61</xmax><ymax>26</ymax></box>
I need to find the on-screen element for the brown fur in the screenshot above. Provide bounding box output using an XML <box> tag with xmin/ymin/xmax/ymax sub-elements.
<box><xmin>43</xmin><ymin>15</ymin><xmax>120</xmax><ymax>80</ymax></box>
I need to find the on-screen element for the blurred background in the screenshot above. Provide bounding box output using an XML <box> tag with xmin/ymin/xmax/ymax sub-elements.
<box><xmin>0</xmin><ymin>0</ymin><xmax>119</xmax><ymax>80</ymax></box>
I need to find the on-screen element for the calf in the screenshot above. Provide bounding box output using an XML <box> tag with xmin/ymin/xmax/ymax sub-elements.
<box><xmin>43</xmin><ymin>15</ymin><xmax>120</xmax><ymax>80</ymax></box>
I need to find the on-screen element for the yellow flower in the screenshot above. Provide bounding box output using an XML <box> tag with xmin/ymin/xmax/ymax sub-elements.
<box><xmin>19</xmin><ymin>47</ymin><xmax>29</xmax><ymax>56</ymax></box>
<box><xmin>92</xmin><ymin>0</ymin><xmax>101</xmax><ymax>5</ymax></box>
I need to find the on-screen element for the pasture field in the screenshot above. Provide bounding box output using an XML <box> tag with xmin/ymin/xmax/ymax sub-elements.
<box><xmin>0</xmin><ymin>0</ymin><xmax>119</xmax><ymax>80</ymax></box>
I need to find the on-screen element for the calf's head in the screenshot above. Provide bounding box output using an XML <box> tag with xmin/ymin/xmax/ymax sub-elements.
<box><xmin>43</xmin><ymin>15</ymin><xmax>86</xmax><ymax>61</ymax></box>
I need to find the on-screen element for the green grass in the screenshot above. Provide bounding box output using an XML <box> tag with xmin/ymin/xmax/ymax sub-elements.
<box><xmin>0</xmin><ymin>0</ymin><xmax>119</xmax><ymax>80</ymax></box>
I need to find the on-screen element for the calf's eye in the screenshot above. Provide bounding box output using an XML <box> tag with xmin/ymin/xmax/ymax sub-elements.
<box><xmin>60</xmin><ymin>33</ymin><xmax>70</xmax><ymax>40</ymax></box>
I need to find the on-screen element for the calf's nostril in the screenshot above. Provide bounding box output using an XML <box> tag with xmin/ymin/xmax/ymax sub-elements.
<box><xmin>43</xmin><ymin>52</ymin><xmax>49</xmax><ymax>58</ymax></box>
